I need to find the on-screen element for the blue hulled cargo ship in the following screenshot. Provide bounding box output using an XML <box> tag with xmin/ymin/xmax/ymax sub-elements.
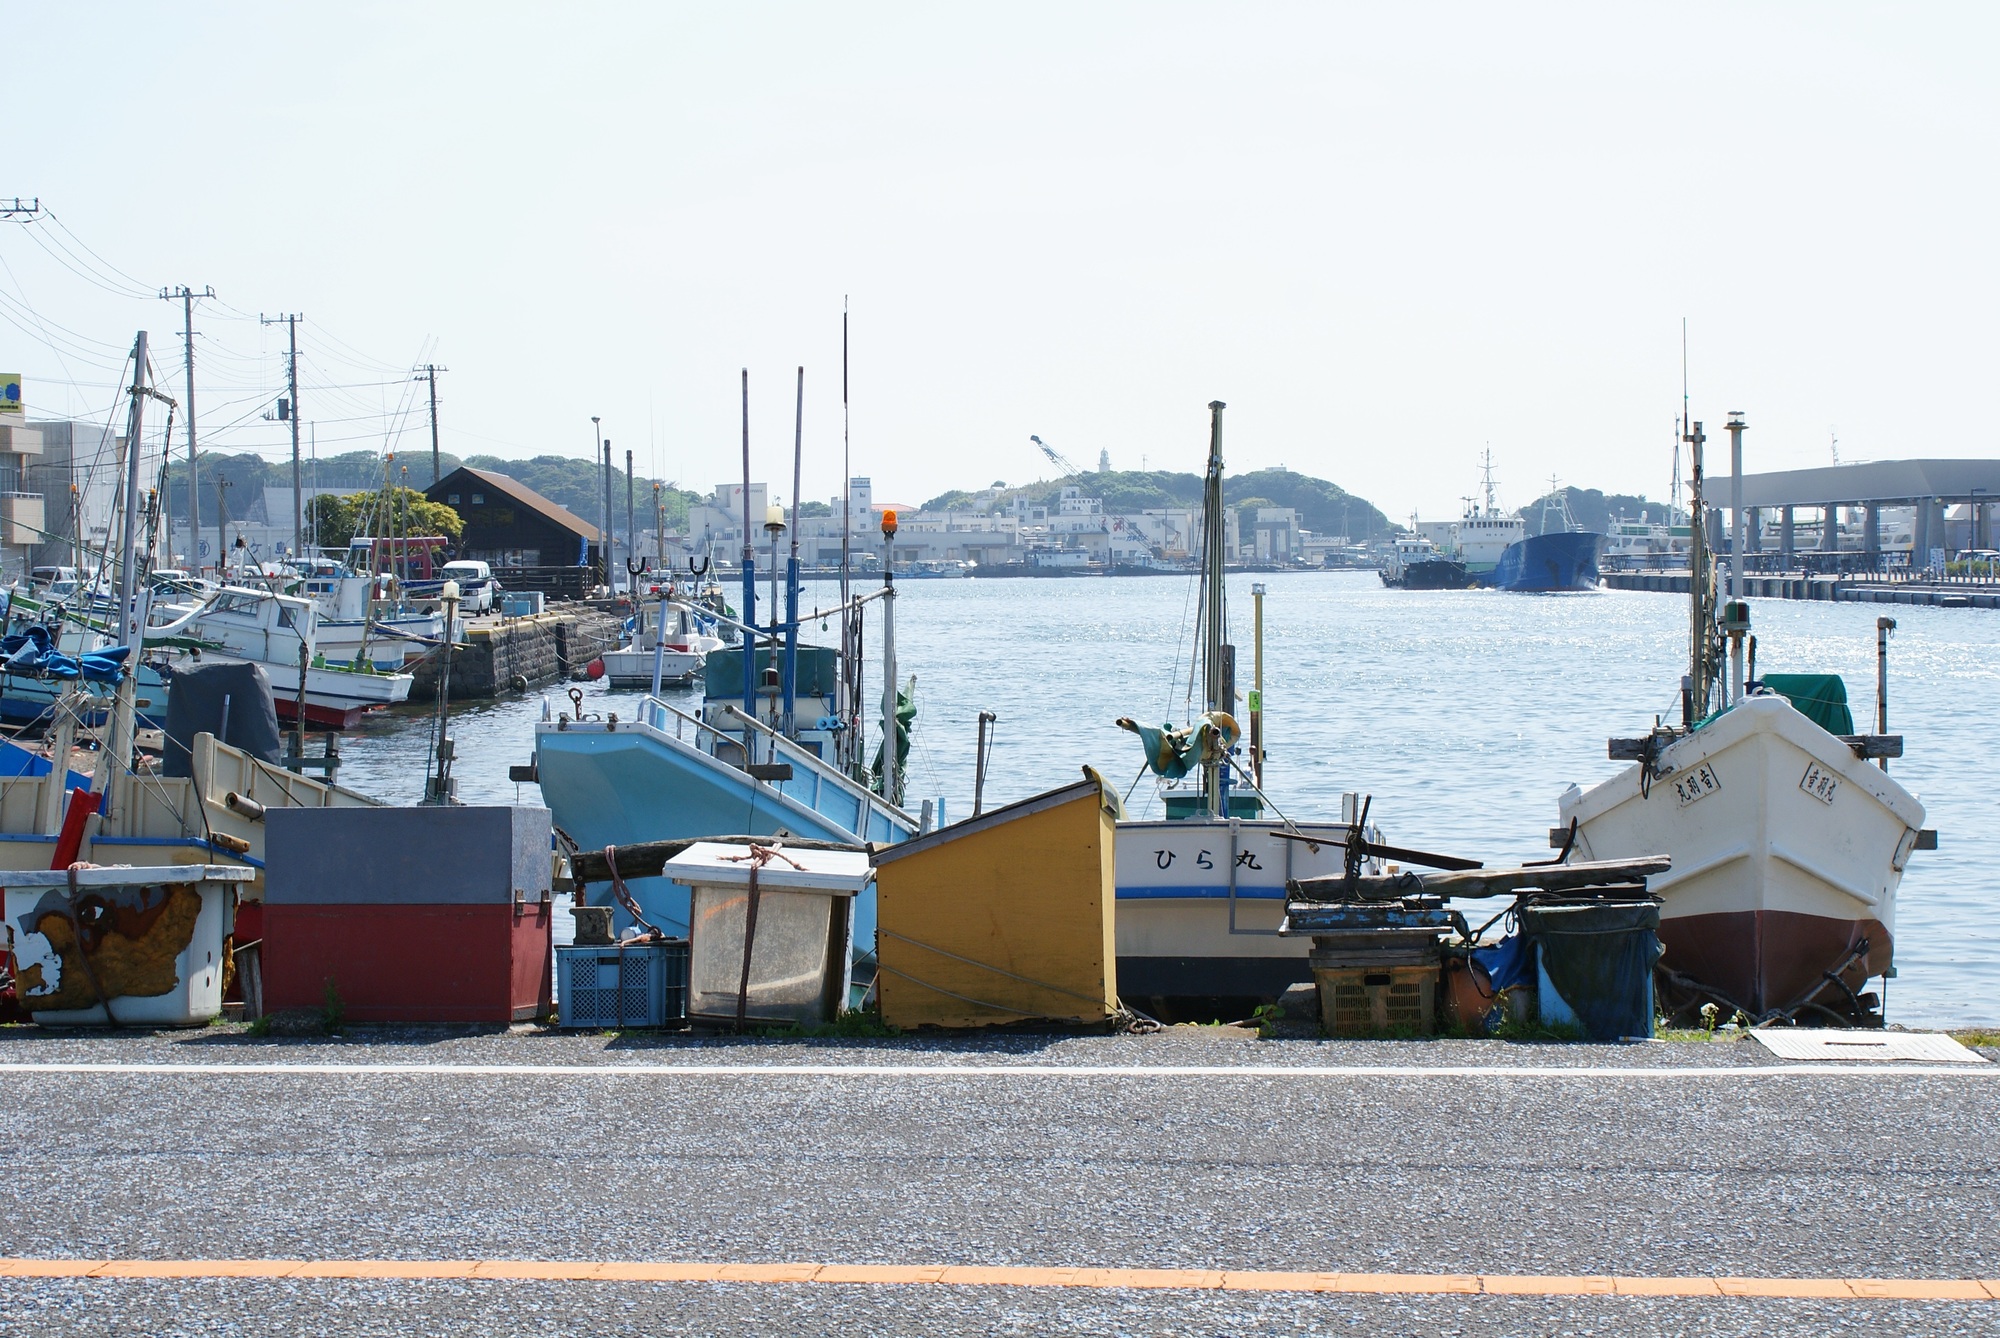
<box><xmin>1485</xmin><ymin>528</ymin><xmax>1603</xmax><ymax>591</ymax></box>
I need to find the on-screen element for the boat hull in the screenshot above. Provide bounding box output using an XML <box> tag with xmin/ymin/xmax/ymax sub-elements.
<box><xmin>0</xmin><ymin>667</ymin><xmax>172</xmax><ymax>732</ymax></box>
<box><xmin>601</xmin><ymin>647</ymin><xmax>703</xmax><ymax>689</ymax></box>
<box><xmin>208</xmin><ymin>656</ymin><xmax>413</xmax><ymax>731</ymax></box>
<box><xmin>534</xmin><ymin>703</ymin><xmax>917</xmax><ymax>944</ymax></box>
<box><xmin>1382</xmin><ymin>559</ymin><xmax>1476</xmax><ymax>590</ymax></box>
<box><xmin>1487</xmin><ymin>531</ymin><xmax>1603</xmax><ymax>592</ymax></box>
<box><xmin>1114</xmin><ymin>818</ymin><xmax>1357</xmax><ymax>1003</ymax></box>
<box><xmin>1558</xmin><ymin>694</ymin><xmax>1925</xmax><ymax>1019</ymax></box>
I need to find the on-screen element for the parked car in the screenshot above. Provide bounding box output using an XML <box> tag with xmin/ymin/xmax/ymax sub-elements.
<box><xmin>438</xmin><ymin>560</ymin><xmax>498</xmax><ymax>613</ymax></box>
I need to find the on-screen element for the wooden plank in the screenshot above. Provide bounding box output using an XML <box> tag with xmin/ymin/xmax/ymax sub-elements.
<box><xmin>569</xmin><ymin>834</ymin><xmax>864</xmax><ymax>883</ymax></box>
<box><xmin>0</xmin><ymin>864</ymin><xmax>257</xmax><ymax>888</ymax></box>
<box><xmin>1292</xmin><ymin>855</ymin><xmax>1670</xmax><ymax>901</ymax></box>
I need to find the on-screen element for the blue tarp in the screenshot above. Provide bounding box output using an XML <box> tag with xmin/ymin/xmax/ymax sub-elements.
<box><xmin>1472</xmin><ymin>932</ymin><xmax>1535</xmax><ymax>993</ymax></box>
<box><xmin>0</xmin><ymin>735</ymin><xmax>91</xmax><ymax>791</ymax></box>
<box><xmin>0</xmin><ymin>626</ymin><xmax>130</xmax><ymax>684</ymax></box>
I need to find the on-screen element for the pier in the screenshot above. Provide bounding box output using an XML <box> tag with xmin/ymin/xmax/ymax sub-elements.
<box><xmin>1605</xmin><ymin>569</ymin><xmax>2000</xmax><ymax>609</ymax></box>
<box><xmin>407</xmin><ymin>605</ymin><xmax>625</xmax><ymax>701</ymax></box>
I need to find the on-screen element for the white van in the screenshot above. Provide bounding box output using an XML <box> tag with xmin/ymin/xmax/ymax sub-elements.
<box><xmin>439</xmin><ymin>560</ymin><xmax>498</xmax><ymax>613</ymax></box>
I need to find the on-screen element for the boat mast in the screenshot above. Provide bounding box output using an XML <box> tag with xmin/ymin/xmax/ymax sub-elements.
<box><xmin>839</xmin><ymin>302</ymin><xmax>854</xmax><ymax>773</ymax></box>
<box><xmin>1202</xmin><ymin>400</ymin><xmax>1227</xmax><ymax>817</ymax></box>
<box><xmin>739</xmin><ymin>368</ymin><xmax>756</xmax><ymax>719</ymax></box>
<box><xmin>1683</xmin><ymin>417</ymin><xmax>1713</xmax><ymax>724</ymax></box>
<box><xmin>783</xmin><ymin>365</ymin><xmax>803</xmax><ymax>736</ymax></box>
<box><xmin>100</xmin><ymin>331</ymin><xmax>150</xmax><ymax>818</ymax></box>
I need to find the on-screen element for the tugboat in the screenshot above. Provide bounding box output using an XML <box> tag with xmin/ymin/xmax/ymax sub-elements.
<box><xmin>1379</xmin><ymin>534</ymin><xmax>1476</xmax><ymax>590</ymax></box>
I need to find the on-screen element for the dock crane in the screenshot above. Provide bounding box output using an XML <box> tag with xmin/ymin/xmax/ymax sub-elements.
<box><xmin>1030</xmin><ymin>434</ymin><xmax>1084</xmax><ymax>479</ymax></box>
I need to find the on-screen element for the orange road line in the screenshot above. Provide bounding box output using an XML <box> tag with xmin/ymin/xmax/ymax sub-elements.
<box><xmin>0</xmin><ymin>1260</ymin><xmax>1992</xmax><ymax>1299</ymax></box>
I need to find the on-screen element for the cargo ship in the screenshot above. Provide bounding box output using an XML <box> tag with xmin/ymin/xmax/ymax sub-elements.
<box><xmin>1487</xmin><ymin>528</ymin><xmax>1603</xmax><ymax>591</ymax></box>
<box><xmin>1487</xmin><ymin>486</ymin><xmax>1602</xmax><ymax>592</ymax></box>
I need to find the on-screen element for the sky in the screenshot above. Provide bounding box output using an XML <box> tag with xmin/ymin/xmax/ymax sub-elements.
<box><xmin>3</xmin><ymin>1</ymin><xmax>1996</xmax><ymax>521</ymax></box>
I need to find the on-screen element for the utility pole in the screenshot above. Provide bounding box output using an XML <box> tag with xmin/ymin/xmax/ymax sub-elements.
<box><xmin>602</xmin><ymin>435</ymin><xmax>616</xmax><ymax>595</ymax></box>
<box><xmin>414</xmin><ymin>364</ymin><xmax>448</xmax><ymax>486</ymax></box>
<box><xmin>160</xmin><ymin>285</ymin><xmax>212</xmax><ymax>567</ymax></box>
<box><xmin>589</xmin><ymin>416</ymin><xmax>603</xmax><ymax>588</ymax></box>
<box><xmin>216</xmin><ymin>478</ymin><xmax>231</xmax><ymax>573</ymax></box>
<box><xmin>263</xmin><ymin>313</ymin><xmax>304</xmax><ymax>557</ymax></box>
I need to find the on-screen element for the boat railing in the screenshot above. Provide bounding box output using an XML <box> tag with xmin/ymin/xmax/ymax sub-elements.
<box><xmin>631</xmin><ymin>694</ymin><xmax>913</xmax><ymax>837</ymax></box>
<box><xmin>716</xmin><ymin>703</ymin><xmax>915</xmax><ymax>833</ymax></box>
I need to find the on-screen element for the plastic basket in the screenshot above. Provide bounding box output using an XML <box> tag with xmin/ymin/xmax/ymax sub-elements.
<box><xmin>555</xmin><ymin>941</ymin><xmax>688</xmax><ymax>1029</ymax></box>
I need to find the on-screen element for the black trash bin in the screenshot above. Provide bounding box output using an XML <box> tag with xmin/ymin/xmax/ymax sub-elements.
<box><xmin>1522</xmin><ymin>900</ymin><xmax>1662</xmax><ymax>1041</ymax></box>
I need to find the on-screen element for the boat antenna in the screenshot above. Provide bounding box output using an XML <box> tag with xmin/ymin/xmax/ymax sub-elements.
<box><xmin>1481</xmin><ymin>448</ymin><xmax>1497</xmax><ymax>516</ymax></box>
<box><xmin>1674</xmin><ymin>317</ymin><xmax>1689</xmax><ymax>520</ymax></box>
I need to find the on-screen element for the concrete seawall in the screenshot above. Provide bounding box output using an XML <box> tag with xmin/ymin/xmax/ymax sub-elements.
<box><xmin>408</xmin><ymin>606</ymin><xmax>625</xmax><ymax>702</ymax></box>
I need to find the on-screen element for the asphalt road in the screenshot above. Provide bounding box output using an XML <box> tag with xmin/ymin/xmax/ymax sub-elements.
<box><xmin>0</xmin><ymin>1026</ymin><xmax>1994</xmax><ymax>1337</ymax></box>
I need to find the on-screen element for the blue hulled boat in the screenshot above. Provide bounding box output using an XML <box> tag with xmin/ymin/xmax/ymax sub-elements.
<box><xmin>1486</xmin><ymin>529</ymin><xmax>1604</xmax><ymax>592</ymax></box>
<box><xmin>534</xmin><ymin>640</ymin><xmax>920</xmax><ymax>941</ymax></box>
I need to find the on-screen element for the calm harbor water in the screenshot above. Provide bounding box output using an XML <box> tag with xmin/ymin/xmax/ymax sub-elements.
<box><xmin>335</xmin><ymin>572</ymin><xmax>2000</xmax><ymax>1027</ymax></box>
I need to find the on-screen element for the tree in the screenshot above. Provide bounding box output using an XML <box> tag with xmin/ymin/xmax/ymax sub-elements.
<box><xmin>313</xmin><ymin>486</ymin><xmax>463</xmax><ymax>551</ymax></box>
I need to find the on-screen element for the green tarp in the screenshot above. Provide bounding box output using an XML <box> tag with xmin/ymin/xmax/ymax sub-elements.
<box><xmin>1115</xmin><ymin>712</ymin><xmax>1241</xmax><ymax>781</ymax></box>
<box><xmin>871</xmin><ymin>677</ymin><xmax>917</xmax><ymax>796</ymax></box>
<box><xmin>1761</xmin><ymin>673</ymin><xmax>1855</xmax><ymax>735</ymax></box>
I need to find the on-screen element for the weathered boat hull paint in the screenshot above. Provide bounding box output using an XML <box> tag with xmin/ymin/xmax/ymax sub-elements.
<box><xmin>1657</xmin><ymin>908</ymin><xmax>1892</xmax><ymax>1018</ymax></box>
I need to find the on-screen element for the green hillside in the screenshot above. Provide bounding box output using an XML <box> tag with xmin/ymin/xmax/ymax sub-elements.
<box><xmin>166</xmin><ymin>450</ymin><xmax>701</xmax><ymax>533</ymax></box>
<box><xmin>923</xmin><ymin>468</ymin><xmax>1391</xmax><ymax>542</ymax></box>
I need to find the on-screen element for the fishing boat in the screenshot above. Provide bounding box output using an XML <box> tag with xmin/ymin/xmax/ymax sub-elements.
<box><xmin>148</xmin><ymin>586</ymin><xmax>415</xmax><ymax>729</ymax></box>
<box><xmin>1553</xmin><ymin>414</ymin><xmax>1930</xmax><ymax>1025</ymax></box>
<box><xmin>1111</xmin><ymin>402</ymin><xmax>1384</xmax><ymax>1012</ymax></box>
<box><xmin>290</xmin><ymin>564</ymin><xmax>444</xmax><ymax>671</ymax></box>
<box><xmin>0</xmin><ymin>342</ymin><xmax>381</xmax><ymax>894</ymax></box>
<box><xmin>0</xmin><ymin>597</ymin><xmax>174</xmax><ymax>730</ymax></box>
<box><xmin>532</xmin><ymin>366</ymin><xmax>922</xmax><ymax>949</ymax></box>
<box><xmin>600</xmin><ymin>593</ymin><xmax>727</xmax><ymax>689</ymax></box>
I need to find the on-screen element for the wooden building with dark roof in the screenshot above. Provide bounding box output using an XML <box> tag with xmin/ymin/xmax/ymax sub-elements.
<box><xmin>427</xmin><ymin>466</ymin><xmax>602</xmax><ymax>596</ymax></box>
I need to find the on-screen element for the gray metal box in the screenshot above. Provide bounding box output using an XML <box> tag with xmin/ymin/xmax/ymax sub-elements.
<box><xmin>264</xmin><ymin>805</ymin><xmax>551</xmax><ymax>905</ymax></box>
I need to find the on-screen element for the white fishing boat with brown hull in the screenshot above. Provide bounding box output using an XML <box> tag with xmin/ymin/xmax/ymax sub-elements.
<box><xmin>1553</xmin><ymin>411</ymin><xmax>1933</xmax><ymax>1025</ymax></box>
<box><xmin>1558</xmin><ymin>692</ymin><xmax>1926</xmax><ymax>1021</ymax></box>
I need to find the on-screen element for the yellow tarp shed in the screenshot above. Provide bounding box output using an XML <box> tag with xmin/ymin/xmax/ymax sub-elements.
<box><xmin>871</xmin><ymin>776</ymin><xmax>1118</xmax><ymax>1029</ymax></box>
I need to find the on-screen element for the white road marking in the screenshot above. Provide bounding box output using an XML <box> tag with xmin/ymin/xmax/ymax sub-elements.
<box><xmin>0</xmin><ymin>1061</ymin><xmax>1990</xmax><ymax>1079</ymax></box>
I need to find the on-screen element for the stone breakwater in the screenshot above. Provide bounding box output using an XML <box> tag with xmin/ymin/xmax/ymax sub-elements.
<box><xmin>408</xmin><ymin>606</ymin><xmax>626</xmax><ymax>701</ymax></box>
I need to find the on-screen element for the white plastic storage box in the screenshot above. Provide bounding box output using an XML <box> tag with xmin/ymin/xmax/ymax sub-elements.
<box><xmin>668</xmin><ymin>842</ymin><xmax>871</xmax><ymax>1029</ymax></box>
<box><xmin>556</xmin><ymin>941</ymin><xmax>688</xmax><ymax>1028</ymax></box>
<box><xmin>3</xmin><ymin>865</ymin><xmax>255</xmax><ymax>1025</ymax></box>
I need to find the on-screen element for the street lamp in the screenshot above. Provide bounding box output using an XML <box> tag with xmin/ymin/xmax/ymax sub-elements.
<box><xmin>764</xmin><ymin>503</ymin><xmax>787</xmax><ymax>634</ymax></box>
